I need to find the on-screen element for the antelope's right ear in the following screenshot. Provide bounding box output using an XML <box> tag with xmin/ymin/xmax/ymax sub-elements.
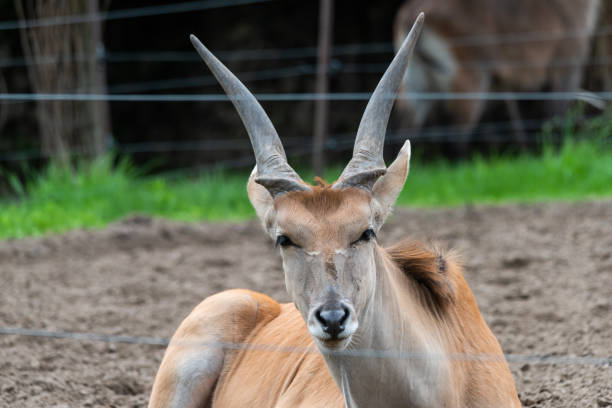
<box><xmin>247</xmin><ymin>166</ymin><xmax>276</xmax><ymax>232</ymax></box>
<box><xmin>371</xmin><ymin>140</ymin><xmax>411</xmax><ymax>225</ymax></box>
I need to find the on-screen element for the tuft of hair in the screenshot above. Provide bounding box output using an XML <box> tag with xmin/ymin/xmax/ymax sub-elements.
<box><xmin>312</xmin><ymin>176</ymin><xmax>330</xmax><ymax>188</ymax></box>
<box><xmin>290</xmin><ymin>187</ymin><xmax>347</xmax><ymax>214</ymax></box>
<box><xmin>285</xmin><ymin>184</ymin><xmax>369</xmax><ymax>216</ymax></box>
<box><xmin>386</xmin><ymin>240</ymin><xmax>456</xmax><ymax>311</ymax></box>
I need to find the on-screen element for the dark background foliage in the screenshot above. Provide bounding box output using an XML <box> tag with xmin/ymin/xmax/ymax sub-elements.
<box><xmin>0</xmin><ymin>0</ymin><xmax>609</xmax><ymax>173</ymax></box>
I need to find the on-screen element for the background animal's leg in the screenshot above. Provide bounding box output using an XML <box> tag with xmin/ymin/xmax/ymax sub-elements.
<box><xmin>148</xmin><ymin>289</ymin><xmax>281</xmax><ymax>408</ymax></box>
<box><xmin>504</xmin><ymin>98</ymin><xmax>528</xmax><ymax>149</ymax></box>
<box><xmin>544</xmin><ymin>20</ymin><xmax>594</xmax><ymax>120</ymax></box>
<box><xmin>544</xmin><ymin>71</ymin><xmax>581</xmax><ymax>121</ymax></box>
<box><xmin>448</xmin><ymin>70</ymin><xmax>490</xmax><ymax>156</ymax></box>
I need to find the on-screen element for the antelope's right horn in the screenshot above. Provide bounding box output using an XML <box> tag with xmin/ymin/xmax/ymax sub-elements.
<box><xmin>334</xmin><ymin>13</ymin><xmax>424</xmax><ymax>191</ymax></box>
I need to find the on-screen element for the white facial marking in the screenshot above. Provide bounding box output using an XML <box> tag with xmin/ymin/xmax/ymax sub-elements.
<box><xmin>333</xmin><ymin>250</ymin><xmax>348</xmax><ymax>280</ymax></box>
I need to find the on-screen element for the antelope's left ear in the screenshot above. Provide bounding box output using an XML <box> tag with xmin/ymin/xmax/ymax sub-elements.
<box><xmin>247</xmin><ymin>166</ymin><xmax>276</xmax><ymax>235</ymax></box>
<box><xmin>372</xmin><ymin>140</ymin><xmax>411</xmax><ymax>225</ymax></box>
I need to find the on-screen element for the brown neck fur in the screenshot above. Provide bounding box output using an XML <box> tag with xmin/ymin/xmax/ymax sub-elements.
<box><xmin>385</xmin><ymin>240</ymin><xmax>456</xmax><ymax>311</ymax></box>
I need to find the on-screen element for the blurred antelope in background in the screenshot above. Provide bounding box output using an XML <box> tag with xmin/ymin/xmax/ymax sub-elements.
<box><xmin>394</xmin><ymin>0</ymin><xmax>602</xmax><ymax>147</ymax></box>
<box><xmin>592</xmin><ymin>0</ymin><xmax>612</xmax><ymax>92</ymax></box>
<box><xmin>149</xmin><ymin>14</ymin><xmax>521</xmax><ymax>408</ymax></box>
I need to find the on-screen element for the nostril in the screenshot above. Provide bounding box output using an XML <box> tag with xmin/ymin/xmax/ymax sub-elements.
<box><xmin>340</xmin><ymin>306</ymin><xmax>349</xmax><ymax>325</ymax></box>
<box><xmin>315</xmin><ymin>303</ymin><xmax>351</xmax><ymax>339</ymax></box>
<box><xmin>315</xmin><ymin>309</ymin><xmax>326</xmax><ymax>327</ymax></box>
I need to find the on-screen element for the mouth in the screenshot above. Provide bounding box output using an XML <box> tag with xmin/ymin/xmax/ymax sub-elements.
<box><xmin>315</xmin><ymin>335</ymin><xmax>352</xmax><ymax>351</ymax></box>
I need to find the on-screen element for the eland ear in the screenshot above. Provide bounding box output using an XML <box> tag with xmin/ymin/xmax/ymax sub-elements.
<box><xmin>372</xmin><ymin>140</ymin><xmax>411</xmax><ymax>224</ymax></box>
<box><xmin>247</xmin><ymin>166</ymin><xmax>275</xmax><ymax>232</ymax></box>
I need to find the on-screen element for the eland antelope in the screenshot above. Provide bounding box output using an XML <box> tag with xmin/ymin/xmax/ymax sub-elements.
<box><xmin>394</xmin><ymin>0</ymin><xmax>601</xmax><ymax>146</ymax></box>
<box><xmin>148</xmin><ymin>14</ymin><xmax>521</xmax><ymax>408</ymax></box>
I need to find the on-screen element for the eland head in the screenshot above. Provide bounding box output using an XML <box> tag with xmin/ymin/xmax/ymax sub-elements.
<box><xmin>190</xmin><ymin>14</ymin><xmax>424</xmax><ymax>351</ymax></box>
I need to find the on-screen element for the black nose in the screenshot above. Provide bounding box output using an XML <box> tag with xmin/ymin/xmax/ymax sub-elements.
<box><xmin>315</xmin><ymin>302</ymin><xmax>350</xmax><ymax>339</ymax></box>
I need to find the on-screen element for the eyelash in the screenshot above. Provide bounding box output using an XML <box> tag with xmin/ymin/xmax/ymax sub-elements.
<box><xmin>275</xmin><ymin>235</ymin><xmax>296</xmax><ymax>248</ymax></box>
<box><xmin>352</xmin><ymin>228</ymin><xmax>376</xmax><ymax>245</ymax></box>
<box><xmin>276</xmin><ymin>228</ymin><xmax>375</xmax><ymax>248</ymax></box>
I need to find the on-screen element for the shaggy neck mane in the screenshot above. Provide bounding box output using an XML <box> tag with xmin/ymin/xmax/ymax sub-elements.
<box><xmin>385</xmin><ymin>240</ymin><xmax>456</xmax><ymax>312</ymax></box>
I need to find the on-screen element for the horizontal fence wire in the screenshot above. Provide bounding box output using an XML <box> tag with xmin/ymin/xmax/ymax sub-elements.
<box><xmin>107</xmin><ymin>63</ymin><xmax>320</xmax><ymax>93</ymax></box>
<box><xmin>1</xmin><ymin>326</ymin><xmax>610</xmax><ymax>367</ymax></box>
<box><xmin>1</xmin><ymin>0</ymin><xmax>610</xmax><ymax>46</ymax></box>
<box><xmin>4</xmin><ymin>56</ymin><xmax>612</xmax><ymax>94</ymax></box>
<box><xmin>0</xmin><ymin>122</ymin><xmax>556</xmax><ymax>206</ymax></box>
<box><xmin>3</xmin><ymin>58</ymin><xmax>610</xmax><ymax>95</ymax></box>
<box><xmin>1</xmin><ymin>91</ymin><xmax>611</xmax><ymax>102</ymax></box>
<box><xmin>0</xmin><ymin>117</ymin><xmax>587</xmax><ymax>203</ymax></box>
<box><xmin>0</xmin><ymin>43</ymin><xmax>395</xmax><ymax>68</ymax></box>
<box><xmin>448</xmin><ymin>25</ymin><xmax>612</xmax><ymax>47</ymax></box>
<box><xmin>0</xmin><ymin>116</ymin><xmax>561</xmax><ymax>163</ymax></box>
<box><xmin>2</xmin><ymin>33</ymin><xmax>612</xmax><ymax>69</ymax></box>
<box><xmin>0</xmin><ymin>0</ymin><xmax>276</xmax><ymax>31</ymax></box>
<box><xmin>152</xmin><ymin>119</ymin><xmax>564</xmax><ymax>178</ymax></box>
<box><xmin>69</xmin><ymin>55</ymin><xmax>612</xmax><ymax>94</ymax></box>
<box><xmin>2</xmin><ymin>42</ymin><xmax>612</xmax><ymax>70</ymax></box>
<box><xmin>3</xmin><ymin>115</ymin><xmax>606</xmax><ymax>168</ymax></box>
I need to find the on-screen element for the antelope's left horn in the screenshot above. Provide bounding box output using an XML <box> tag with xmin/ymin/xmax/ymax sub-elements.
<box><xmin>190</xmin><ymin>35</ymin><xmax>310</xmax><ymax>197</ymax></box>
<box><xmin>334</xmin><ymin>12</ymin><xmax>424</xmax><ymax>191</ymax></box>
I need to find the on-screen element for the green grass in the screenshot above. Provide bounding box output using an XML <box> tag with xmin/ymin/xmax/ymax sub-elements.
<box><xmin>1</xmin><ymin>117</ymin><xmax>611</xmax><ymax>239</ymax></box>
<box><xmin>0</xmin><ymin>158</ymin><xmax>256</xmax><ymax>238</ymax></box>
<box><xmin>399</xmin><ymin>138</ymin><xmax>612</xmax><ymax>206</ymax></box>
<box><xmin>396</xmin><ymin>109</ymin><xmax>612</xmax><ymax>206</ymax></box>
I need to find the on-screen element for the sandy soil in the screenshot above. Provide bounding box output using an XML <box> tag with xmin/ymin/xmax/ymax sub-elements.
<box><xmin>1</xmin><ymin>201</ymin><xmax>611</xmax><ymax>407</ymax></box>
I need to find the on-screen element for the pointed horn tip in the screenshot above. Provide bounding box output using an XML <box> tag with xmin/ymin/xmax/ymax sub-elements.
<box><xmin>396</xmin><ymin>12</ymin><xmax>425</xmax><ymax>54</ymax></box>
<box><xmin>410</xmin><ymin>12</ymin><xmax>425</xmax><ymax>35</ymax></box>
<box><xmin>189</xmin><ymin>34</ymin><xmax>209</xmax><ymax>55</ymax></box>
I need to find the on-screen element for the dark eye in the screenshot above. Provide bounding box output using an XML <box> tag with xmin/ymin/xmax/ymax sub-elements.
<box><xmin>276</xmin><ymin>235</ymin><xmax>295</xmax><ymax>248</ymax></box>
<box><xmin>353</xmin><ymin>228</ymin><xmax>376</xmax><ymax>245</ymax></box>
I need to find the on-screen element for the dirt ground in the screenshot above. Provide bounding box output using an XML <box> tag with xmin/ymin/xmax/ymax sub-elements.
<box><xmin>1</xmin><ymin>201</ymin><xmax>611</xmax><ymax>407</ymax></box>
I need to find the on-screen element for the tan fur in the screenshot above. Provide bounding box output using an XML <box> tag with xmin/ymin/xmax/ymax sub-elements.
<box><xmin>149</xmin><ymin>143</ymin><xmax>520</xmax><ymax>407</ymax></box>
<box><xmin>273</xmin><ymin>187</ymin><xmax>373</xmax><ymax>248</ymax></box>
<box><xmin>149</xmin><ymin>189</ymin><xmax>521</xmax><ymax>407</ymax></box>
<box><xmin>151</xmin><ymin>19</ymin><xmax>522</xmax><ymax>405</ymax></box>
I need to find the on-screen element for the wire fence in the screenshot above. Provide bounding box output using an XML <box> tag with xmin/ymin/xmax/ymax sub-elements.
<box><xmin>2</xmin><ymin>91</ymin><xmax>611</xmax><ymax>102</ymax></box>
<box><xmin>2</xmin><ymin>41</ymin><xmax>612</xmax><ymax>69</ymax></box>
<box><xmin>1</xmin><ymin>0</ymin><xmax>610</xmax><ymax>172</ymax></box>
<box><xmin>0</xmin><ymin>116</ymin><xmax>565</xmax><ymax>164</ymax></box>
<box><xmin>0</xmin><ymin>116</ymin><xmax>558</xmax><ymax>208</ymax></box>
<box><xmin>7</xmin><ymin>55</ymin><xmax>607</xmax><ymax>94</ymax></box>
<box><xmin>1</xmin><ymin>0</ymin><xmax>610</xmax><ymax>45</ymax></box>
<box><xmin>2</xmin><ymin>56</ymin><xmax>611</xmax><ymax>97</ymax></box>
<box><xmin>1</xmin><ymin>3</ymin><xmax>611</xmax><ymax>380</ymax></box>
<box><xmin>0</xmin><ymin>43</ymin><xmax>395</xmax><ymax>68</ymax></box>
<box><xmin>0</xmin><ymin>0</ymin><xmax>277</xmax><ymax>31</ymax></box>
<box><xmin>1</xmin><ymin>326</ymin><xmax>610</xmax><ymax>367</ymax></box>
<box><xmin>0</xmin><ymin>115</ymin><xmax>590</xmax><ymax>207</ymax></box>
<box><xmin>106</xmin><ymin>63</ymin><xmax>320</xmax><ymax>93</ymax></box>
